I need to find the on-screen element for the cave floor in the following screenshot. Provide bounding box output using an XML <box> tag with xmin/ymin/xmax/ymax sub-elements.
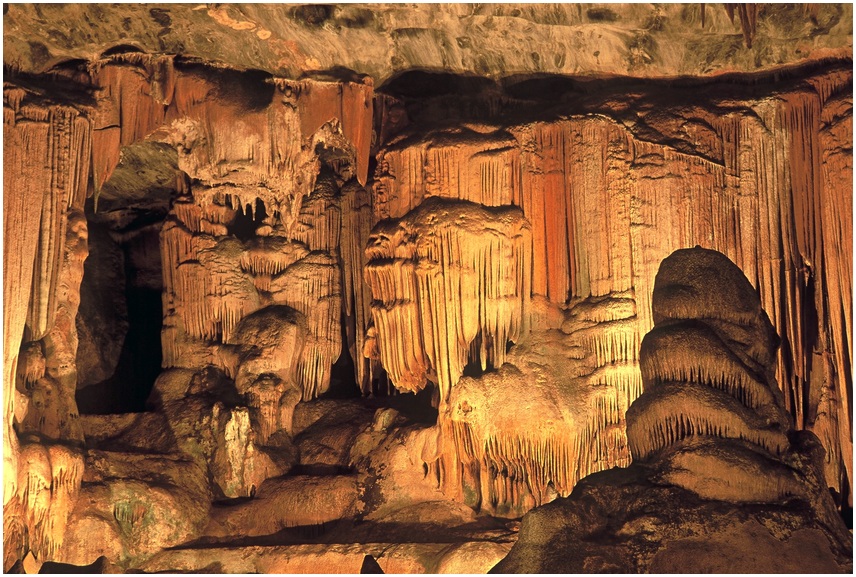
<box><xmin>75</xmin><ymin>392</ymin><xmax>519</xmax><ymax>573</ymax></box>
<box><xmin>141</xmin><ymin>517</ymin><xmax>518</xmax><ymax>573</ymax></box>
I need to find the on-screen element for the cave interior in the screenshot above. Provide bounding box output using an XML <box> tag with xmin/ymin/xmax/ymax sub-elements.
<box><xmin>2</xmin><ymin>3</ymin><xmax>854</xmax><ymax>574</ymax></box>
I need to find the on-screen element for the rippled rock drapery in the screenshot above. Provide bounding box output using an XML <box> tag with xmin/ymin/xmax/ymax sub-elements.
<box><xmin>493</xmin><ymin>247</ymin><xmax>852</xmax><ymax>573</ymax></box>
<box><xmin>3</xmin><ymin>86</ymin><xmax>91</xmax><ymax>569</ymax></box>
<box><xmin>364</xmin><ymin>197</ymin><xmax>531</xmax><ymax>405</ymax></box>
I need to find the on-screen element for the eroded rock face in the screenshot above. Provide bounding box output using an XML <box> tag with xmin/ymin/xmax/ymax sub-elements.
<box><xmin>493</xmin><ymin>248</ymin><xmax>852</xmax><ymax>573</ymax></box>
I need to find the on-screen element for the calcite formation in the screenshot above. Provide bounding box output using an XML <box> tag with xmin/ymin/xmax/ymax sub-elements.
<box><xmin>494</xmin><ymin>248</ymin><xmax>852</xmax><ymax>573</ymax></box>
<box><xmin>425</xmin><ymin>292</ymin><xmax>640</xmax><ymax>518</ymax></box>
<box><xmin>627</xmin><ymin>248</ymin><xmax>805</xmax><ymax>500</ymax></box>
<box><xmin>364</xmin><ymin>197</ymin><xmax>531</xmax><ymax>404</ymax></box>
<box><xmin>1</xmin><ymin>3</ymin><xmax>852</xmax><ymax>573</ymax></box>
<box><xmin>372</xmin><ymin>65</ymin><xmax>854</xmax><ymax>509</ymax></box>
<box><xmin>4</xmin><ymin>87</ymin><xmax>91</xmax><ymax>569</ymax></box>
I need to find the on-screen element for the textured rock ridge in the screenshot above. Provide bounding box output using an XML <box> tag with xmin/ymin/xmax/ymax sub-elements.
<box><xmin>4</xmin><ymin>4</ymin><xmax>851</xmax><ymax>81</ymax></box>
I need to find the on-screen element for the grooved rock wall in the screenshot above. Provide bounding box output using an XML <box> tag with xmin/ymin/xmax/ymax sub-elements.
<box><xmin>3</xmin><ymin>91</ymin><xmax>91</xmax><ymax>568</ymax></box>
<box><xmin>372</xmin><ymin>65</ymin><xmax>853</xmax><ymax>510</ymax></box>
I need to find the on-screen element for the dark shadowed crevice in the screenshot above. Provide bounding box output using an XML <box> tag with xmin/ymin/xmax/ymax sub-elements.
<box><xmin>76</xmin><ymin>201</ymin><xmax>165</xmax><ymax>414</ymax></box>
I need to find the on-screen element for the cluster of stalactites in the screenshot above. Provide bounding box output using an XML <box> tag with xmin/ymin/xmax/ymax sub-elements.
<box><xmin>3</xmin><ymin>86</ymin><xmax>92</xmax><ymax>571</ymax></box>
<box><xmin>6</xmin><ymin>443</ymin><xmax>84</xmax><ymax>565</ymax></box>
<box><xmin>87</xmin><ymin>53</ymin><xmax>372</xmax><ymax>239</ymax></box>
<box><xmin>425</xmin><ymin>291</ymin><xmax>639</xmax><ymax>518</ymax></box>
<box><xmin>372</xmin><ymin>78</ymin><xmax>853</xmax><ymax>499</ymax></box>
<box><xmin>160</xmin><ymin>179</ymin><xmax>343</xmax><ymax>401</ymax></box>
<box><xmin>4</xmin><ymin>96</ymin><xmax>92</xmax><ymax>345</ymax></box>
<box><xmin>435</xmin><ymin>405</ymin><xmax>631</xmax><ymax>518</ymax></box>
<box><xmin>364</xmin><ymin>197</ymin><xmax>532</xmax><ymax>404</ymax></box>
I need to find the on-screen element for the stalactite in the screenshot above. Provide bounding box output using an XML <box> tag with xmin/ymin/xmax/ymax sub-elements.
<box><xmin>364</xmin><ymin>197</ymin><xmax>531</xmax><ymax>405</ymax></box>
<box><xmin>239</xmin><ymin>239</ymin><xmax>310</xmax><ymax>279</ymax></box>
<box><xmin>814</xmin><ymin>93</ymin><xmax>853</xmax><ymax>497</ymax></box>
<box><xmin>428</xmin><ymin>291</ymin><xmax>638</xmax><ymax>517</ymax></box>
<box><xmin>267</xmin><ymin>253</ymin><xmax>342</xmax><ymax>400</ymax></box>
<box><xmin>290</xmin><ymin>178</ymin><xmax>342</xmax><ymax>253</ymax></box>
<box><xmin>340</xmin><ymin>181</ymin><xmax>379</xmax><ymax>394</ymax></box>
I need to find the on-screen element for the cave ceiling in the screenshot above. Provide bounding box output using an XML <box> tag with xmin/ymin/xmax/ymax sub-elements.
<box><xmin>4</xmin><ymin>3</ymin><xmax>852</xmax><ymax>82</ymax></box>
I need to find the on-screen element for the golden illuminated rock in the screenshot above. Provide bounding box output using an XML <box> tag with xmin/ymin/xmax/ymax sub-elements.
<box><xmin>494</xmin><ymin>248</ymin><xmax>852</xmax><ymax>573</ymax></box>
<box><xmin>1</xmin><ymin>4</ymin><xmax>851</xmax><ymax>572</ymax></box>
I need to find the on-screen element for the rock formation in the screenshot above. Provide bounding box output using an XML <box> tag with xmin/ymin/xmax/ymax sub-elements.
<box><xmin>493</xmin><ymin>247</ymin><xmax>852</xmax><ymax>573</ymax></box>
<box><xmin>5</xmin><ymin>4</ymin><xmax>851</xmax><ymax>81</ymax></box>
<box><xmin>364</xmin><ymin>196</ymin><xmax>531</xmax><ymax>404</ymax></box>
<box><xmin>2</xmin><ymin>3</ymin><xmax>852</xmax><ymax>573</ymax></box>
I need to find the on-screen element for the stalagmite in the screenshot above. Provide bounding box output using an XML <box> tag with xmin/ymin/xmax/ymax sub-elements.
<box><xmin>495</xmin><ymin>248</ymin><xmax>852</xmax><ymax>573</ymax></box>
<box><xmin>626</xmin><ymin>248</ymin><xmax>826</xmax><ymax>505</ymax></box>
<box><xmin>227</xmin><ymin>305</ymin><xmax>305</xmax><ymax>442</ymax></box>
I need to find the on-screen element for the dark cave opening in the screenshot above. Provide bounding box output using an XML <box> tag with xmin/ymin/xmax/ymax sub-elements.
<box><xmin>323</xmin><ymin>317</ymin><xmax>362</xmax><ymax>400</ymax></box>
<box><xmin>76</xmin><ymin>287</ymin><xmax>163</xmax><ymax>414</ymax></box>
<box><xmin>229</xmin><ymin>198</ymin><xmax>268</xmax><ymax>242</ymax></box>
<box><xmin>76</xmin><ymin>208</ymin><xmax>164</xmax><ymax>414</ymax></box>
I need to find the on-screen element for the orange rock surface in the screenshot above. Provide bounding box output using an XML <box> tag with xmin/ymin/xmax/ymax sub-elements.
<box><xmin>1</xmin><ymin>8</ymin><xmax>851</xmax><ymax>571</ymax></box>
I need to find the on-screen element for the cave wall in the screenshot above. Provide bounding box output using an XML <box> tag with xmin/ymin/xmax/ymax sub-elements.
<box><xmin>2</xmin><ymin>3</ymin><xmax>853</xmax><ymax>567</ymax></box>
<box><xmin>370</xmin><ymin>65</ymin><xmax>853</xmax><ymax>509</ymax></box>
<box><xmin>3</xmin><ymin>88</ymin><xmax>91</xmax><ymax>567</ymax></box>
